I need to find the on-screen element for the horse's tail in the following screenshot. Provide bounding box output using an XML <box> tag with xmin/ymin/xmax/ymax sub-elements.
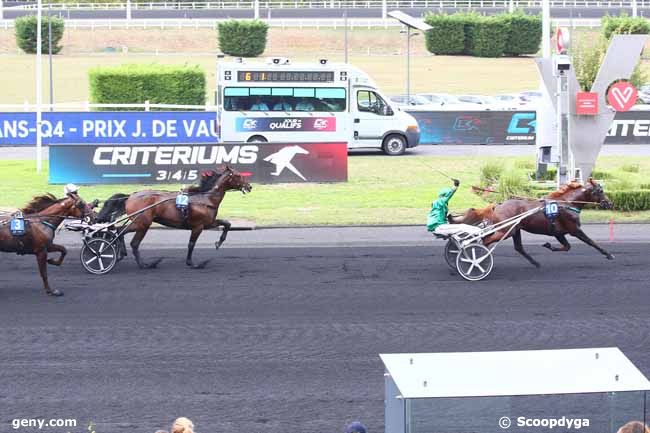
<box><xmin>96</xmin><ymin>193</ymin><xmax>129</xmax><ymax>223</ymax></box>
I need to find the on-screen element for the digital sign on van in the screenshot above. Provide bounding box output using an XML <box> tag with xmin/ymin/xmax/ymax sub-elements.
<box><xmin>238</xmin><ymin>71</ymin><xmax>335</xmax><ymax>82</ymax></box>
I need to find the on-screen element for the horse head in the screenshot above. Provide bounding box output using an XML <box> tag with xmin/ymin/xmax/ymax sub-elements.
<box><xmin>63</xmin><ymin>191</ymin><xmax>97</xmax><ymax>222</ymax></box>
<box><xmin>449</xmin><ymin>205</ymin><xmax>495</xmax><ymax>226</ymax></box>
<box><xmin>585</xmin><ymin>178</ymin><xmax>613</xmax><ymax>209</ymax></box>
<box><xmin>217</xmin><ymin>165</ymin><xmax>253</xmax><ymax>194</ymax></box>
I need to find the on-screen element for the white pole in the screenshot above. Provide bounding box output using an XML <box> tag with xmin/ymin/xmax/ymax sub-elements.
<box><xmin>126</xmin><ymin>0</ymin><xmax>132</xmax><ymax>20</ymax></box>
<box><xmin>254</xmin><ymin>0</ymin><xmax>259</xmax><ymax>18</ymax></box>
<box><xmin>381</xmin><ymin>0</ymin><xmax>387</xmax><ymax>18</ymax></box>
<box><xmin>632</xmin><ymin>0</ymin><xmax>638</xmax><ymax>17</ymax></box>
<box><xmin>508</xmin><ymin>0</ymin><xmax>514</xmax><ymax>13</ymax></box>
<box><xmin>36</xmin><ymin>0</ymin><xmax>43</xmax><ymax>172</ymax></box>
<box><xmin>542</xmin><ymin>0</ymin><xmax>550</xmax><ymax>58</ymax></box>
<box><xmin>0</xmin><ymin>0</ymin><xmax>4</xmax><ymax>21</ymax></box>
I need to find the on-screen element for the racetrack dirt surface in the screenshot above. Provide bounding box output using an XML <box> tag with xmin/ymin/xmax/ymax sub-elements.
<box><xmin>0</xmin><ymin>243</ymin><xmax>648</xmax><ymax>433</ymax></box>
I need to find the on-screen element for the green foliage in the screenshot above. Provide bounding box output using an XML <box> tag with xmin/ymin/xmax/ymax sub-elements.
<box><xmin>479</xmin><ymin>161</ymin><xmax>504</xmax><ymax>187</ymax></box>
<box><xmin>217</xmin><ymin>20</ymin><xmax>269</xmax><ymax>57</ymax></box>
<box><xmin>14</xmin><ymin>15</ymin><xmax>65</xmax><ymax>54</ymax></box>
<box><xmin>572</xmin><ymin>35</ymin><xmax>608</xmax><ymax>91</ymax></box>
<box><xmin>621</xmin><ymin>163</ymin><xmax>640</xmax><ymax>173</ymax></box>
<box><xmin>423</xmin><ymin>13</ymin><xmax>465</xmax><ymax>55</ymax></box>
<box><xmin>608</xmin><ymin>190</ymin><xmax>650</xmax><ymax>211</ymax></box>
<box><xmin>602</xmin><ymin>14</ymin><xmax>650</xmax><ymax>39</ymax></box>
<box><xmin>469</xmin><ymin>15</ymin><xmax>510</xmax><ymax>58</ymax></box>
<box><xmin>496</xmin><ymin>169</ymin><xmax>531</xmax><ymax>201</ymax></box>
<box><xmin>502</xmin><ymin>11</ymin><xmax>542</xmax><ymax>55</ymax></box>
<box><xmin>88</xmin><ymin>63</ymin><xmax>206</xmax><ymax>110</ymax></box>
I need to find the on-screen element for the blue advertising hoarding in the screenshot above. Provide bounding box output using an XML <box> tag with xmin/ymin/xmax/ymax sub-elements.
<box><xmin>0</xmin><ymin>111</ymin><xmax>219</xmax><ymax>145</ymax></box>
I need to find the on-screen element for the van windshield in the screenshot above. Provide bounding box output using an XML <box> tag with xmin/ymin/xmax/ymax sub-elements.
<box><xmin>224</xmin><ymin>87</ymin><xmax>347</xmax><ymax>112</ymax></box>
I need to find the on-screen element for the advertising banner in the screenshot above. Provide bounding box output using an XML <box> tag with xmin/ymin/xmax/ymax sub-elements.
<box><xmin>407</xmin><ymin>111</ymin><xmax>537</xmax><ymax>145</ymax></box>
<box><xmin>605</xmin><ymin>111</ymin><xmax>650</xmax><ymax>144</ymax></box>
<box><xmin>49</xmin><ymin>142</ymin><xmax>348</xmax><ymax>184</ymax></box>
<box><xmin>235</xmin><ymin>116</ymin><xmax>336</xmax><ymax>132</ymax></box>
<box><xmin>0</xmin><ymin>112</ymin><xmax>219</xmax><ymax>145</ymax></box>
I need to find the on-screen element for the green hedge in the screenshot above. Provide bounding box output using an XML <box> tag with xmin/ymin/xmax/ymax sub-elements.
<box><xmin>423</xmin><ymin>13</ymin><xmax>465</xmax><ymax>55</ymax></box>
<box><xmin>217</xmin><ymin>20</ymin><xmax>269</xmax><ymax>57</ymax></box>
<box><xmin>608</xmin><ymin>190</ymin><xmax>650</xmax><ymax>211</ymax></box>
<box><xmin>602</xmin><ymin>15</ymin><xmax>650</xmax><ymax>39</ymax></box>
<box><xmin>88</xmin><ymin>64</ymin><xmax>206</xmax><ymax>110</ymax></box>
<box><xmin>14</xmin><ymin>15</ymin><xmax>65</xmax><ymax>54</ymax></box>
<box><xmin>469</xmin><ymin>15</ymin><xmax>509</xmax><ymax>57</ymax></box>
<box><xmin>503</xmin><ymin>12</ymin><xmax>542</xmax><ymax>55</ymax></box>
<box><xmin>423</xmin><ymin>11</ymin><xmax>539</xmax><ymax>58</ymax></box>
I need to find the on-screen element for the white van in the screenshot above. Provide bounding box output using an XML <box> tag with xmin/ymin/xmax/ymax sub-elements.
<box><xmin>215</xmin><ymin>58</ymin><xmax>420</xmax><ymax>155</ymax></box>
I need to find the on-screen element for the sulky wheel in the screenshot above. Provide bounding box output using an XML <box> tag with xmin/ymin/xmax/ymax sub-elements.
<box><xmin>81</xmin><ymin>238</ymin><xmax>118</xmax><ymax>275</ymax></box>
<box><xmin>455</xmin><ymin>244</ymin><xmax>494</xmax><ymax>282</ymax></box>
<box><xmin>444</xmin><ymin>239</ymin><xmax>461</xmax><ymax>271</ymax></box>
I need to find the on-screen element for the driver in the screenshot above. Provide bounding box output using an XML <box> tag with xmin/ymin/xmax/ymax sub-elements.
<box><xmin>427</xmin><ymin>179</ymin><xmax>482</xmax><ymax>236</ymax></box>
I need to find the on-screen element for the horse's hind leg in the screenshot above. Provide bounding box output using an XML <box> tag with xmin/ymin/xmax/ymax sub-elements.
<box><xmin>186</xmin><ymin>225</ymin><xmax>210</xmax><ymax>269</ymax></box>
<box><xmin>46</xmin><ymin>243</ymin><xmax>67</xmax><ymax>266</ymax></box>
<box><xmin>36</xmin><ymin>250</ymin><xmax>62</xmax><ymax>296</ymax></box>
<box><xmin>571</xmin><ymin>228</ymin><xmax>615</xmax><ymax>260</ymax></box>
<box><xmin>214</xmin><ymin>219</ymin><xmax>231</xmax><ymax>250</ymax></box>
<box><xmin>542</xmin><ymin>234</ymin><xmax>571</xmax><ymax>252</ymax></box>
<box><xmin>130</xmin><ymin>227</ymin><xmax>163</xmax><ymax>269</ymax></box>
<box><xmin>512</xmin><ymin>229</ymin><xmax>541</xmax><ymax>268</ymax></box>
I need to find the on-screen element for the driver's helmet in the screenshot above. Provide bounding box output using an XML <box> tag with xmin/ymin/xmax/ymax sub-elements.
<box><xmin>438</xmin><ymin>187</ymin><xmax>453</xmax><ymax>198</ymax></box>
<box><xmin>64</xmin><ymin>183</ymin><xmax>79</xmax><ymax>196</ymax></box>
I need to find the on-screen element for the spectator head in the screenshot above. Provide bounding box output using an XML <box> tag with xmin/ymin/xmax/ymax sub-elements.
<box><xmin>617</xmin><ymin>422</ymin><xmax>650</xmax><ymax>433</ymax></box>
<box><xmin>345</xmin><ymin>421</ymin><xmax>367</xmax><ymax>433</ymax></box>
<box><xmin>155</xmin><ymin>430</ymin><xmax>169</xmax><ymax>433</ymax></box>
<box><xmin>171</xmin><ymin>417</ymin><xmax>195</xmax><ymax>433</ymax></box>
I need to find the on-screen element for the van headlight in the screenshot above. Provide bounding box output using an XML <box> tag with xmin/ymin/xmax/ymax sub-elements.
<box><xmin>407</xmin><ymin>125</ymin><xmax>419</xmax><ymax>133</ymax></box>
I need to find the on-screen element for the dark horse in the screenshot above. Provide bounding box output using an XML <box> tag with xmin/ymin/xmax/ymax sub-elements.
<box><xmin>96</xmin><ymin>166</ymin><xmax>252</xmax><ymax>269</ymax></box>
<box><xmin>449</xmin><ymin>179</ymin><xmax>615</xmax><ymax>268</ymax></box>
<box><xmin>0</xmin><ymin>192</ymin><xmax>93</xmax><ymax>296</ymax></box>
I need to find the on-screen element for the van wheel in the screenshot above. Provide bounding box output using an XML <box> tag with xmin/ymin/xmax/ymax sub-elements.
<box><xmin>247</xmin><ymin>135</ymin><xmax>268</xmax><ymax>143</ymax></box>
<box><xmin>382</xmin><ymin>134</ymin><xmax>406</xmax><ymax>156</ymax></box>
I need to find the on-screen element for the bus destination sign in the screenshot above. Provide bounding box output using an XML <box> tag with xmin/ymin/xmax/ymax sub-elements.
<box><xmin>237</xmin><ymin>71</ymin><xmax>335</xmax><ymax>82</ymax></box>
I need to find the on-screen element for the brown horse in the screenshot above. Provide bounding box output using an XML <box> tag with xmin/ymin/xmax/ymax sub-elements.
<box><xmin>96</xmin><ymin>166</ymin><xmax>252</xmax><ymax>269</ymax></box>
<box><xmin>0</xmin><ymin>192</ymin><xmax>93</xmax><ymax>296</ymax></box>
<box><xmin>449</xmin><ymin>179</ymin><xmax>615</xmax><ymax>268</ymax></box>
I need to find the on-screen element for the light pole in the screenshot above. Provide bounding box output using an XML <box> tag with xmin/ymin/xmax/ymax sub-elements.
<box><xmin>387</xmin><ymin>11</ymin><xmax>430</xmax><ymax>101</ymax></box>
<box><xmin>36</xmin><ymin>0</ymin><xmax>43</xmax><ymax>172</ymax></box>
<box><xmin>48</xmin><ymin>2</ymin><xmax>54</xmax><ymax>111</ymax></box>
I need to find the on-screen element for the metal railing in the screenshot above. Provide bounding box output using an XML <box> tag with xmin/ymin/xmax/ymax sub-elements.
<box><xmin>6</xmin><ymin>0</ymin><xmax>650</xmax><ymax>9</ymax></box>
<box><xmin>0</xmin><ymin>101</ymin><xmax>218</xmax><ymax>111</ymax></box>
<box><xmin>0</xmin><ymin>16</ymin><xmax>605</xmax><ymax>28</ymax></box>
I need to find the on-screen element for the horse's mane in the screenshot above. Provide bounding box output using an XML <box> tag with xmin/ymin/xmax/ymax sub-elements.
<box><xmin>21</xmin><ymin>193</ymin><xmax>63</xmax><ymax>214</ymax></box>
<box><xmin>185</xmin><ymin>169</ymin><xmax>224</xmax><ymax>193</ymax></box>
<box><xmin>547</xmin><ymin>181</ymin><xmax>583</xmax><ymax>199</ymax></box>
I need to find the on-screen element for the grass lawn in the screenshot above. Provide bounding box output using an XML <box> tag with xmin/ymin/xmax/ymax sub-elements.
<box><xmin>1</xmin><ymin>156</ymin><xmax>649</xmax><ymax>226</ymax></box>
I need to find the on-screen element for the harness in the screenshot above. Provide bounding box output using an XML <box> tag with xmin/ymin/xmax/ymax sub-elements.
<box><xmin>41</xmin><ymin>220</ymin><xmax>58</xmax><ymax>231</ymax></box>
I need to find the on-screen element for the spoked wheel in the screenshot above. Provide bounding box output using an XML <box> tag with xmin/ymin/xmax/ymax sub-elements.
<box><xmin>455</xmin><ymin>244</ymin><xmax>494</xmax><ymax>281</ymax></box>
<box><xmin>81</xmin><ymin>238</ymin><xmax>118</xmax><ymax>275</ymax></box>
<box><xmin>444</xmin><ymin>239</ymin><xmax>461</xmax><ymax>271</ymax></box>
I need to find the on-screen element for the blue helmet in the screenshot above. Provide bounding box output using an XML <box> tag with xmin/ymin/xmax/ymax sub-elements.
<box><xmin>345</xmin><ymin>422</ymin><xmax>367</xmax><ymax>433</ymax></box>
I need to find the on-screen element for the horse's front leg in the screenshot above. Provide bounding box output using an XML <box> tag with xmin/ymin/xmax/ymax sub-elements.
<box><xmin>482</xmin><ymin>230</ymin><xmax>506</xmax><ymax>247</ymax></box>
<box><xmin>542</xmin><ymin>234</ymin><xmax>571</xmax><ymax>252</ymax></box>
<box><xmin>571</xmin><ymin>228</ymin><xmax>615</xmax><ymax>260</ymax></box>
<box><xmin>186</xmin><ymin>225</ymin><xmax>210</xmax><ymax>269</ymax></box>
<box><xmin>36</xmin><ymin>249</ymin><xmax>62</xmax><ymax>296</ymax></box>
<box><xmin>46</xmin><ymin>243</ymin><xmax>67</xmax><ymax>266</ymax></box>
<box><xmin>213</xmin><ymin>219</ymin><xmax>231</xmax><ymax>250</ymax></box>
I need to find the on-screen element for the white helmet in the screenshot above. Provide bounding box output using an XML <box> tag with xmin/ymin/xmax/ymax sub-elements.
<box><xmin>64</xmin><ymin>183</ymin><xmax>79</xmax><ymax>195</ymax></box>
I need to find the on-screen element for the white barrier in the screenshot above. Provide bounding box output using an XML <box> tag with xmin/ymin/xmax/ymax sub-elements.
<box><xmin>4</xmin><ymin>0</ymin><xmax>649</xmax><ymax>10</ymax></box>
<box><xmin>0</xmin><ymin>101</ymin><xmax>218</xmax><ymax>111</ymax></box>
<box><xmin>0</xmin><ymin>16</ymin><xmax>604</xmax><ymax>29</ymax></box>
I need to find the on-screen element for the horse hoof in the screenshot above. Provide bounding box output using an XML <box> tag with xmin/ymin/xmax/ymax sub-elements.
<box><xmin>191</xmin><ymin>259</ymin><xmax>211</xmax><ymax>269</ymax></box>
<box><xmin>606</xmin><ymin>254</ymin><xmax>615</xmax><ymax>260</ymax></box>
<box><xmin>148</xmin><ymin>258</ymin><xmax>163</xmax><ymax>269</ymax></box>
<box><xmin>215</xmin><ymin>242</ymin><xmax>222</xmax><ymax>251</ymax></box>
<box><xmin>48</xmin><ymin>289</ymin><xmax>64</xmax><ymax>297</ymax></box>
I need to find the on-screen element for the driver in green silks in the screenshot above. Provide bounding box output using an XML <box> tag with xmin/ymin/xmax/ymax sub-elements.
<box><xmin>427</xmin><ymin>178</ymin><xmax>460</xmax><ymax>233</ymax></box>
